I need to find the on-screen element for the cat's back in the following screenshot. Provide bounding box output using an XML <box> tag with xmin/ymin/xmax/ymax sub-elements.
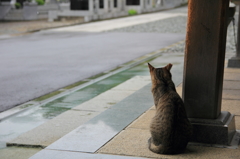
<box><xmin>168</xmin><ymin>91</ymin><xmax>192</xmax><ymax>140</ymax></box>
<box><xmin>151</xmin><ymin>91</ymin><xmax>183</xmax><ymax>132</ymax></box>
<box><xmin>155</xmin><ymin>90</ymin><xmax>183</xmax><ymax>116</ymax></box>
<box><xmin>154</xmin><ymin>90</ymin><xmax>191</xmax><ymax>134</ymax></box>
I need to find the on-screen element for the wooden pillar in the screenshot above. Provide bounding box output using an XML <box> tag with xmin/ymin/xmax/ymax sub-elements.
<box><xmin>183</xmin><ymin>0</ymin><xmax>229</xmax><ymax>119</ymax></box>
<box><xmin>183</xmin><ymin>0</ymin><xmax>236</xmax><ymax>145</ymax></box>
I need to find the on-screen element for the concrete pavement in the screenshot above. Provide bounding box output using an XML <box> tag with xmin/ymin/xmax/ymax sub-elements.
<box><xmin>28</xmin><ymin>62</ymin><xmax>240</xmax><ymax>159</ymax></box>
<box><xmin>1</xmin><ymin>59</ymin><xmax>237</xmax><ymax>159</ymax></box>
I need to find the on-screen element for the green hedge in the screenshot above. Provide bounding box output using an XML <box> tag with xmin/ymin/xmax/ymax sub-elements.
<box><xmin>15</xmin><ymin>2</ymin><xmax>22</xmax><ymax>9</ymax></box>
<box><xmin>128</xmin><ymin>9</ymin><xmax>137</xmax><ymax>15</ymax></box>
<box><xmin>36</xmin><ymin>0</ymin><xmax>45</xmax><ymax>5</ymax></box>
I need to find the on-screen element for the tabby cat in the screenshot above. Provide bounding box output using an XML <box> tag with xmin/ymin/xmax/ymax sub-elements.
<box><xmin>148</xmin><ymin>63</ymin><xmax>192</xmax><ymax>154</ymax></box>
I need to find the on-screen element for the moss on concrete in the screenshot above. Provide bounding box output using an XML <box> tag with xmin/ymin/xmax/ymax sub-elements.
<box><xmin>34</xmin><ymin>91</ymin><xmax>63</xmax><ymax>102</ymax></box>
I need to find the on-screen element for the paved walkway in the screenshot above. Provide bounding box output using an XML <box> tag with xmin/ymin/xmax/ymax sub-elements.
<box><xmin>2</xmin><ymin>60</ymin><xmax>239</xmax><ymax>159</ymax></box>
<box><xmin>1</xmin><ymin>47</ymin><xmax>239</xmax><ymax>158</ymax></box>
<box><xmin>29</xmin><ymin>64</ymin><xmax>240</xmax><ymax>159</ymax></box>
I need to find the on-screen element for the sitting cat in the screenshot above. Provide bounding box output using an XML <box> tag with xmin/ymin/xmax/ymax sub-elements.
<box><xmin>148</xmin><ymin>63</ymin><xmax>192</xmax><ymax>154</ymax></box>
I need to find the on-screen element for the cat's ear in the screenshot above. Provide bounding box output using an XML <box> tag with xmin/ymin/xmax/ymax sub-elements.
<box><xmin>148</xmin><ymin>63</ymin><xmax>155</xmax><ymax>71</ymax></box>
<box><xmin>165</xmin><ymin>63</ymin><xmax>172</xmax><ymax>71</ymax></box>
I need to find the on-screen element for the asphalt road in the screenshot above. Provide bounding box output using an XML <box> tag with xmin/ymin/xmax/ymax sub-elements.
<box><xmin>0</xmin><ymin>31</ymin><xmax>185</xmax><ymax>112</ymax></box>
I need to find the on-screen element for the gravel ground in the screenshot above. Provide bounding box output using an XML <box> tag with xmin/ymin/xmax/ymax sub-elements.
<box><xmin>107</xmin><ymin>15</ymin><xmax>237</xmax><ymax>55</ymax></box>
<box><xmin>106</xmin><ymin>15</ymin><xmax>187</xmax><ymax>53</ymax></box>
<box><xmin>107</xmin><ymin>16</ymin><xmax>188</xmax><ymax>34</ymax></box>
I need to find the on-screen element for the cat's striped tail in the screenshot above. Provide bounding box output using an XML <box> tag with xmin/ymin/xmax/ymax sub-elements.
<box><xmin>148</xmin><ymin>138</ymin><xmax>179</xmax><ymax>154</ymax></box>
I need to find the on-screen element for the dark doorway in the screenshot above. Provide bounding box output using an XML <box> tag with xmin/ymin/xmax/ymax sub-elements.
<box><xmin>126</xmin><ymin>0</ymin><xmax>140</xmax><ymax>5</ymax></box>
<box><xmin>70</xmin><ymin>0</ymin><xmax>89</xmax><ymax>10</ymax></box>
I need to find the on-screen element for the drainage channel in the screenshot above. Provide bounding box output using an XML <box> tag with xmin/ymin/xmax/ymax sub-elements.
<box><xmin>0</xmin><ymin>43</ymin><xmax>185</xmax><ymax>149</ymax></box>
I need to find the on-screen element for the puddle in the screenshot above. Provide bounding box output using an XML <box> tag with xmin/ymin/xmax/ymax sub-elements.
<box><xmin>0</xmin><ymin>52</ymin><xmax>184</xmax><ymax>149</ymax></box>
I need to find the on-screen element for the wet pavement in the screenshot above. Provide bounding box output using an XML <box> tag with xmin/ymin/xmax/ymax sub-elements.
<box><xmin>0</xmin><ymin>7</ymin><xmax>188</xmax><ymax>112</ymax></box>
<box><xmin>0</xmin><ymin>31</ymin><xmax>184</xmax><ymax>112</ymax></box>
<box><xmin>0</xmin><ymin>50</ymin><xmax>185</xmax><ymax>149</ymax></box>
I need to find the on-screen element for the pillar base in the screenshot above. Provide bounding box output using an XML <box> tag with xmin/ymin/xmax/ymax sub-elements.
<box><xmin>189</xmin><ymin>111</ymin><xmax>236</xmax><ymax>145</ymax></box>
<box><xmin>228</xmin><ymin>56</ymin><xmax>240</xmax><ymax>68</ymax></box>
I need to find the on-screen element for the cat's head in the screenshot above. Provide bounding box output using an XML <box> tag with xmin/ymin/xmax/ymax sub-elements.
<box><xmin>148</xmin><ymin>63</ymin><xmax>173</xmax><ymax>85</ymax></box>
